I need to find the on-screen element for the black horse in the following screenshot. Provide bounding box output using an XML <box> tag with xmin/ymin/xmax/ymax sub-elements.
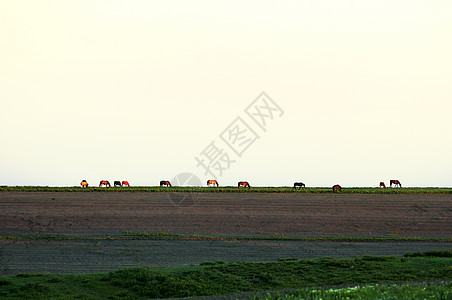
<box><xmin>160</xmin><ymin>180</ymin><xmax>172</xmax><ymax>187</ymax></box>
<box><xmin>379</xmin><ymin>182</ymin><xmax>386</xmax><ymax>188</ymax></box>
<box><xmin>293</xmin><ymin>182</ymin><xmax>305</xmax><ymax>189</ymax></box>
<box><xmin>114</xmin><ymin>181</ymin><xmax>122</xmax><ymax>187</ymax></box>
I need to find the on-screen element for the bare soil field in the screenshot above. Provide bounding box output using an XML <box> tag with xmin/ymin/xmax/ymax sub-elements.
<box><xmin>2</xmin><ymin>239</ymin><xmax>452</xmax><ymax>275</ymax></box>
<box><xmin>1</xmin><ymin>192</ymin><xmax>451</xmax><ymax>237</ymax></box>
<box><xmin>1</xmin><ymin>192</ymin><xmax>451</xmax><ymax>275</ymax></box>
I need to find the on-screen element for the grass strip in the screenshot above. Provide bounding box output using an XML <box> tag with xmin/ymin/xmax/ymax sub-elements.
<box><xmin>251</xmin><ymin>282</ymin><xmax>452</xmax><ymax>299</ymax></box>
<box><xmin>1</xmin><ymin>232</ymin><xmax>452</xmax><ymax>242</ymax></box>
<box><xmin>1</xmin><ymin>186</ymin><xmax>452</xmax><ymax>194</ymax></box>
<box><xmin>0</xmin><ymin>251</ymin><xmax>451</xmax><ymax>299</ymax></box>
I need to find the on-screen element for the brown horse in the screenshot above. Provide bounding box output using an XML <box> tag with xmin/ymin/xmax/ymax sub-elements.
<box><xmin>207</xmin><ymin>180</ymin><xmax>219</xmax><ymax>187</ymax></box>
<box><xmin>293</xmin><ymin>182</ymin><xmax>305</xmax><ymax>189</ymax></box>
<box><xmin>160</xmin><ymin>180</ymin><xmax>172</xmax><ymax>187</ymax></box>
<box><xmin>122</xmin><ymin>181</ymin><xmax>130</xmax><ymax>187</ymax></box>
<box><xmin>332</xmin><ymin>184</ymin><xmax>342</xmax><ymax>192</ymax></box>
<box><xmin>390</xmin><ymin>180</ymin><xmax>402</xmax><ymax>188</ymax></box>
<box><xmin>238</xmin><ymin>181</ymin><xmax>250</xmax><ymax>189</ymax></box>
<box><xmin>379</xmin><ymin>182</ymin><xmax>386</xmax><ymax>189</ymax></box>
<box><xmin>99</xmin><ymin>180</ymin><xmax>111</xmax><ymax>187</ymax></box>
<box><xmin>80</xmin><ymin>180</ymin><xmax>89</xmax><ymax>188</ymax></box>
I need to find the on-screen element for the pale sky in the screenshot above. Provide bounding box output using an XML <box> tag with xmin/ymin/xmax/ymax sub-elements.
<box><xmin>1</xmin><ymin>0</ymin><xmax>451</xmax><ymax>187</ymax></box>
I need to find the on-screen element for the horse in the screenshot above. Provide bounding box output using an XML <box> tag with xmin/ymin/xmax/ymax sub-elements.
<box><xmin>332</xmin><ymin>184</ymin><xmax>342</xmax><ymax>192</ymax></box>
<box><xmin>80</xmin><ymin>180</ymin><xmax>89</xmax><ymax>188</ymax></box>
<box><xmin>390</xmin><ymin>180</ymin><xmax>402</xmax><ymax>188</ymax></box>
<box><xmin>122</xmin><ymin>181</ymin><xmax>130</xmax><ymax>187</ymax></box>
<box><xmin>207</xmin><ymin>180</ymin><xmax>219</xmax><ymax>187</ymax></box>
<box><xmin>293</xmin><ymin>182</ymin><xmax>305</xmax><ymax>189</ymax></box>
<box><xmin>238</xmin><ymin>181</ymin><xmax>250</xmax><ymax>189</ymax></box>
<box><xmin>160</xmin><ymin>180</ymin><xmax>172</xmax><ymax>187</ymax></box>
<box><xmin>99</xmin><ymin>180</ymin><xmax>111</xmax><ymax>187</ymax></box>
<box><xmin>379</xmin><ymin>182</ymin><xmax>386</xmax><ymax>189</ymax></box>
<box><xmin>114</xmin><ymin>181</ymin><xmax>121</xmax><ymax>187</ymax></box>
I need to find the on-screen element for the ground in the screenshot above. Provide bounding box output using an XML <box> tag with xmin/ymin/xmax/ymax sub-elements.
<box><xmin>0</xmin><ymin>191</ymin><xmax>451</xmax><ymax>275</ymax></box>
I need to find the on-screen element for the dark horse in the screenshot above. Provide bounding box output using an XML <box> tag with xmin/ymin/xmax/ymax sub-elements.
<box><xmin>122</xmin><ymin>181</ymin><xmax>130</xmax><ymax>187</ymax></box>
<box><xmin>379</xmin><ymin>182</ymin><xmax>386</xmax><ymax>188</ymax></box>
<box><xmin>114</xmin><ymin>181</ymin><xmax>121</xmax><ymax>187</ymax></box>
<box><xmin>293</xmin><ymin>182</ymin><xmax>305</xmax><ymax>189</ymax></box>
<box><xmin>238</xmin><ymin>181</ymin><xmax>250</xmax><ymax>189</ymax></box>
<box><xmin>390</xmin><ymin>180</ymin><xmax>402</xmax><ymax>188</ymax></box>
<box><xmin>332</xmin><ymin>184</ymin><xmax>342</xmax><ymax>192</ymax></box>
<box><xmin>160</xmin><ymin>180</ymin><xmax>172</xmax><ymax>187</ymax></box>
<box><xmin>99</xmin><ymin>180</ymin><xmax>111</xmax><ymax>187</ymax></box>
<box><xmin>207</xmin><ymin>180</ymin><xmax>219</xmax><ymax>187</ymax></box>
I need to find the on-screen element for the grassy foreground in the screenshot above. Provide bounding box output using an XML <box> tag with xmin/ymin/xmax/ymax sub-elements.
<box><xmin>0</xmin><ymin>251</ymin><xmax>451</xmax><ymax>299</ymax></box>
<box><xmin>252</xmin><ymin>282</ymin><xmax>452</xmax><ymax>299</ymax></box>
<box><xmin>1</xmin><ymin>186</ymin><xmax>452</xmax><ymax>193</ymax></box>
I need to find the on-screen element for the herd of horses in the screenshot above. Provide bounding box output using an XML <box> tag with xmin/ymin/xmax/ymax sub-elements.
<box><xmin>81</xmin><ymin>179</ymin><xmax>402</xmax><ymax>191</ymax></box>
<box><xmin>81</xmin><ymin>180</ymin><xmax>130</xmax><ymax>188</ymax></box>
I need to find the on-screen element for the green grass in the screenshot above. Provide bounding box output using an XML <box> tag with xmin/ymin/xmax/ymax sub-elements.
<box><xmin>252</xmin><ymin>282</ymin><xmax>452</xmax><ymax>299</ymax></box>
<box><xmin>1</xmin><ymin>186</ymin><xmax>452</xmax><ymax>193</ymax></box>
<box><xmin>0</xmin><ymin>251</ymin><xmax>451</xmax><ymax>299</ymax></box>
<box><xmin>2</xmin><ymin>232</ymin><xmax>451</xmax><ymax>242</ymax></box>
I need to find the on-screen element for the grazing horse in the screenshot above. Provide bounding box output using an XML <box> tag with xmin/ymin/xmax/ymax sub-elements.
<box><xmin>293</xmin><ymin>182</ymin><xmax>305</xmax><ymax>189</ymax></box>
<box><xmin>332</xmin><ymin>184</ymin><xmax>342</xmax><ymax>192</ymax></box>
<box><xmin>207</xmin><ymin>180</ymin><xmax>219</xmax><ymax>187</ymax></box>
<box><xmin>390</xmin><ymin>180</ymin><xmax>402</xmax><ymax>188</ymax></box>
<box><xmin>114</xmin><ymin>181</ymin><xmax>121</xmax><ymax>187</ymax></box>
<box><xmin>99</xmin><ymin>180</ymin><xmax>111</xmax><ymax>187</ymax></box>
<box><xmin>160</xmin><ymin>180</ymin><xmax>172</xmax><ymax>187</ymax></box>
<box><xmin>122</xmin><ymin>181</ymin><xmax>130</xmax><ymax>187</ymax></box>
<box><xmin>238</xmin><ymin>181</ymin><xmax>250</xmax><ymax>189</ymax></box>
<box><xmin>80</xmin><ymin>180</ymin><xmax>89</xmax><ymax>188</ymax></box>
<box><xmin>379</xmin><ymin>182</ymin><xmax>386</xmax><ymax>189</ymax></box>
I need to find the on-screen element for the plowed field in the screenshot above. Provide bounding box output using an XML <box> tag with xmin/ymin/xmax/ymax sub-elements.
<box><xmin>1</xmin><ymin>192</ymin><xmax>451</xmax><ymax>274</ymax></box>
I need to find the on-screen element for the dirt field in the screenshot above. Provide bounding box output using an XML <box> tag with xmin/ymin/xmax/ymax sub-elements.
<box><xmin>1</xmin><ymin>192</ymin><xmax>451</xmax><ymax>275</ymax></box>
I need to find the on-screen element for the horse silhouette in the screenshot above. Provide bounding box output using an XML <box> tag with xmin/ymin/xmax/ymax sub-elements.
<box><xmin>114</xmin><ymin>181</ymin><xmax>121</xmax><ymax>187</ymax></box>
<box><xmin>160</xmin><ymin>180</ymin><xmax>172</xmax><ymax>187</ymax></box>
<box><xmin>379</xmin><ymin>182</ymin><xmax>386</xmax><ymax>188</ymax></box>
<box><xmin>80</xmin><ymin>180</ymin><xmax>88</xmax><ymax>188</ymax></box>
<box><xmin>99</xmin><ymin>180</ymin><xmax>111</xmax><ymax>187</ymax></box>
<box><xmin>390</xmin><ymin>180</ymin><xmax>402</xmax><ymax>188</ymax></box>
<box><xmin>238</xmin><ymin>181</ymin><xmax>250</xmax><ymax>189</ymax></box>
<box><xmin>207</xmin><ymin>180</ymin><xmax>219</xmax><ymax>187</ymax></box>
<box><xmin>122</xmin><ymin>181</ymin><xmax>130</xmax><ymax>187</ymax></box>
<box><xmin>293</xmin><ymin>182</ymin><xmax>305</xmax><ymax>189</ymax></box>
<box><xmin>332</xmin><ymin>184</ymin><xmax>342</xmax><ymax>192</ymax></box>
